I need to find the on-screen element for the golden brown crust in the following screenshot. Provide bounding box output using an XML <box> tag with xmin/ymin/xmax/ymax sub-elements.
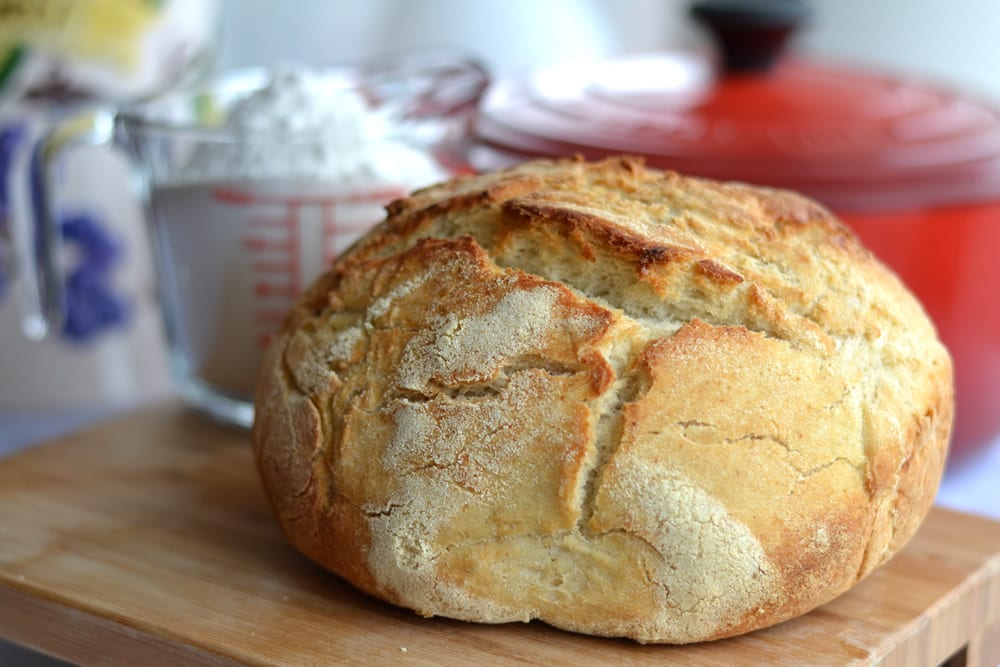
<box><xmin>252</xmin><ymin>157</ymin><xmax>953</xmax><ymax>643</ymax></box>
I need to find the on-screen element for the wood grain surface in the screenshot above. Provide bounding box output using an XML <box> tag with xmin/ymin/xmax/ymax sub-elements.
<box><xmin>0</xmin><ymin>402</ymin><xmax>997</xmax><ymax>666</ymax></box>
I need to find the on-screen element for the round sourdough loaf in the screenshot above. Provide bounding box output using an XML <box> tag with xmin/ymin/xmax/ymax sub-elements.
<box><xmin>252</xmin><ymin>157</ymin><xmax>953</xmax><ymax>643</ymax></box>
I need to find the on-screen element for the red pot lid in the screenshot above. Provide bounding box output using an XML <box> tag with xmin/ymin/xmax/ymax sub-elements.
<box><xmin>472</xmin><ymin>2</ymin><xmax>1000</xmax><ymax>210</ymax></box>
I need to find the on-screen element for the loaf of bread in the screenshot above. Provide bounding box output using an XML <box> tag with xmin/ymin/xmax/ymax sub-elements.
<box><xmin>252</xmin><ymin>157</ymin><xmax>952</xmax><ymax>643</ymax></box>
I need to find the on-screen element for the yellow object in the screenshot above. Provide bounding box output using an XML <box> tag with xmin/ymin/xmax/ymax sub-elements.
<box><xmin>0</xmin><ymin>0</ymin><xmax>161</xmax><ymax>74</ymax></box>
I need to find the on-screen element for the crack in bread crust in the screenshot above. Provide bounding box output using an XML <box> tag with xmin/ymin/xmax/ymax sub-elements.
<box><xmin>252</xmin><ymin>157</ymin><xmax>953</xmax><ymax>644</ymax></box>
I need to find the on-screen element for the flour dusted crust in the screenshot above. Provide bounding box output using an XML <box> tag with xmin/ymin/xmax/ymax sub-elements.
<box><xmin>252</xmin><ymin>157</ymin><xmax>953</xmax><ymax>643</ymax></box>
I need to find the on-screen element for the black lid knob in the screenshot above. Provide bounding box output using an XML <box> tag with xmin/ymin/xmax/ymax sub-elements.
<box><xmin>690</xmin><ymin>0</ymin><xmax>810</xmax><ymax>73</ymax></box>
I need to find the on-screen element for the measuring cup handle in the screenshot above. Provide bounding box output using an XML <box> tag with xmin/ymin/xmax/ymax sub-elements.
<box><xmin>5</xmin><ymin>109</ymin><xmax>116</xmax><ymax>339</ymax></box>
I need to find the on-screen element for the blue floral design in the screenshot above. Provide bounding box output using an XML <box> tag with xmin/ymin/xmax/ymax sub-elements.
<box><xmin>59</xmin><ymin>213</ymin><xmax>129</xmax><ymax>342</ymax></box>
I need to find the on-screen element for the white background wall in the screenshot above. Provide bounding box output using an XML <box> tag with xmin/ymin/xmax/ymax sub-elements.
<box><xmin>215</xmin><ymin>0</ymin><xmax>1000</xmax><ymax>102</ymax></box>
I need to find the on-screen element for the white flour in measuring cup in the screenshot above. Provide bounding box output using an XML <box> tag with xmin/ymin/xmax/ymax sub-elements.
<box><xmin>149</xmin><ymin>66</ymin><xmax>448</xmax><ymax>402</ymax></box>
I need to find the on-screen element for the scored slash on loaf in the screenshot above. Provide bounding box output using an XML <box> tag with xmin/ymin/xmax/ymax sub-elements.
<box><xmin>252</xmin><ymin>157</ymin><xmax>953</xmax><ymax>644</ymax></box>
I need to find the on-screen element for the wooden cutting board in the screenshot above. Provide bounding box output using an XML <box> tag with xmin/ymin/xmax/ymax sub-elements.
<box><xmin>0</xmin><ymin>403</ymin><xmax>998</xmax><ymax>667</ymax></box>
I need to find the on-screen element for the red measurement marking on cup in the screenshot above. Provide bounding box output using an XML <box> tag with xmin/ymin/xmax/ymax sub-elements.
<box><xmin>214</xmin><ymin>186</ymin><xmax>407</xmax><ymax>349</ymax></box>
<box><xmin>248</xmin><ymin>215</ymin><xmax>289</xmax><ymax>228</ymax></box>
<box><xmin>250</xmin><ymin>260</ymin><xmax>293</xmax><ymax>273</ymax></box>
<box><xmin>254</xmin><ymin>281</ymin><xmax>296</xmax><ymax>298</ymax></box>
<box><xmin>254</xmin><ymin>309</ymin><xmax>288</xmax><ymax>324</ymax></box>
<box><xmin>286</xmin><ymin>204</ymin><xmax>302</xmax><ymax>294</ymax></box>
<box><xmin>322</xmin><ymin>203</ymin><xmax>342</xmax><ymax>266</ymax></box>
<box><xmin>242</xmin><ymin>235</ymin><xmax>292</xmax><ymax>251</ymax></box>
<box><xmin>319</xmin><ymin>188</ymin><xmax>408</xmax><ymax>265</ymax></box>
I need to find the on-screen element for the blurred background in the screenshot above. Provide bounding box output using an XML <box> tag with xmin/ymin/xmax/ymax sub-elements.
<box><xmin>216</xmin><ymin>0</ymin><xmax>1000</xmax><ymax>101</ymax></box>
<box><xmin>1</xmin><ymin>0</ymin><xmax>999</xmax><ymax>663</ymax></box>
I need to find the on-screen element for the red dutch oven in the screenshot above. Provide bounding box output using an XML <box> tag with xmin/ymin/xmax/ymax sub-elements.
<box><xmin>470</xmin><ymin>1</ymin><xmax>1000</xmax><ymax>458</ymax></box>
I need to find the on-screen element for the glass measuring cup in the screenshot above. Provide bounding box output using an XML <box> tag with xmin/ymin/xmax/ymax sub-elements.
<box><xmin>20</xmin><ymin>53</ymin><xmax>488</xmax><ymax>427</ymax></box>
